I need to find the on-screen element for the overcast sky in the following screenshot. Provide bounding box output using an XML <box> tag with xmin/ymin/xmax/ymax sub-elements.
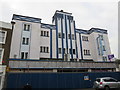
<box><xmin>0</xmin><ymin>0</ymin><xmax>118</xmax><ymax>58</ymax></box>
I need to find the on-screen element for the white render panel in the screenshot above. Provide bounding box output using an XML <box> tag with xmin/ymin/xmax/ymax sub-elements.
<box><xmin>76</xmin><ymin>33</ymin><xmax>81</xmax><ymax>59</ymax></box>
<box><xmin>89</xmin><ymin>32</ymin><xmax>111</xmax><ymax>61</ymax></box>
<box><xmin>52</xmin><ymin>30</ymin><xmax>56</xmax><ymax>58</ymax></box>
<box><xmin>58</xmin><ymin>18</ymin><xmax>62</xmax><ymax>58</ymax></box>
<box><xmin>22</xmin><ymin>31</ymin><xmax>31</xmax><ymax>37</ymax></box>
<box><xmin>62</xmin><ymin>15</ymin><xmax>66</xmax><ymax>49</ymax></box>
<box><xmin>29</xmin><ymin>23</ymin><xmax>40</xmax><ymax>59</ymax></box>
<box><xmin>103</xmin><ymin>34</ymin><xmax>111</xmax><ymax>56</ymax></box>
<box><xmin>21</xmin><ymin>45</ymin><xmax>29</xmax><ymax>52</ymax></box>
<box><xmin>89</xmin><ymin>32</ymin><xmax>98</xmax><ymax>61</ymax></box>
<box><xmin>40</xmin><ymin>28</ymin><xmax>50</xmax><ymax>58</ymax></box>
<box><xmin>81</xmin><ymin>34</ymin><xmax>92</xmax><ymax>59</ymax></box>
<box><xmin>67</xmin><ymin>18</ymin><xmax>70</xmax><ymax>50</ymax></box>
<box><xmin>10</xmin><ymin>20</ymin><xmax>23</xmax><ymax>58</ymax></box>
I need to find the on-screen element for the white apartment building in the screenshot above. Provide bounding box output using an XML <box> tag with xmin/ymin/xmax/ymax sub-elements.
<box><xmin>10</xmin><ymin>10</ymin><xmax>111</xmax><ymax>62</ymax></box>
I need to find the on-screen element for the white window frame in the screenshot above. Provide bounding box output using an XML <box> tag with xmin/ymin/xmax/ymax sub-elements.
<box><xmin>0</xmin><ymin>30</ymin><xmax>7</xmax><ymax>44</ymax></box>
<box><xmin>22</xmin><ymin>37</ymin><xmax>29</xmax><ymax>45</ymax></box>
<box><xmin>20</xmin><ymin>52</ymin><xmax>29</xmax><ymax>59</ymax></box>
<box><xmin>23</xmin><ymin>24</ymin><xmax>31</xmax><ymax>31</ymax></box>
<box><xmin>0</xmin><ymin>48</ymin><xmax>4</xmax><ymax>64</ymax></box>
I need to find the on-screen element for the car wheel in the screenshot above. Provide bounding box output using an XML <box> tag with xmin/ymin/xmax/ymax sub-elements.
<box><xmin>104</xmin><ymin>86</ymin><xmax>110</xmax><ymax>90</ymax></box>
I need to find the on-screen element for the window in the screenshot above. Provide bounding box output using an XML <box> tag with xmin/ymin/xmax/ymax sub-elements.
<box><xmin>0</xmin><ymin>48</ymin><xmax>4</xmax><ymax>61</ymax></box>
<box><xmin>102</xmin><ymin>56</ymin><xmax>107</xmax><ymax>61</ymax></box>
<box><xmin>27</xmin><ymin>25</ymin><xmax>30</xmax><ymax>31</ymax></box>
<box><xmin>72</xmin><ymin>34</ymin><xmax>75</xmax><ymax>40</ymax></box>
<box><xmin>47</xmin><ymin>47</ymin><xmax>49</xmax><ymax>53</ymax></box>
<box><xmin>59</xmin><ymin>48</ymin><xmax>62</xmax><ymax>54</ymax></box>
<box><xmin>73</xmin><ymin>49</ymin><xmax>75</xmax><ymax>54</ymax></box>
<box><xmin>41</xmin><ymin>31</ymin><xmax>49</xmax><ymax>37</ymax></box>
<box><xmin>100</xmin><ymin>35</ymin><xmax>103</xmax><ymax>40</ymax></box>
<box><xmin>69</xmin><ymin>49</ymin><xmax>72</xmax><ymax>54</ymax></box>
<box><xmin>58</xmin><ymin>33</ymin><xmax>62</xmax><ymax>38</ymax></box>
<box><xmin>68</xmin><ymin>34</ymin><xmax>71</xmax><ymax>39</ymax></box>
<box><xmin>88</xmin><ymin>50</ymin><xmax>90</xmax><ymax>55</ymax></box>
<box><xmin>21</xmin><ymin>52</ymin><xmax>28</xmax><ymax>59</ymax></box>
<box><xmin>44</xmin><ymin>31</ymin><xmax>46</xmax><ymax>36</ymax></box>
<box><xmin>25</xmin><ymin>52</ymin><xmax>28</xmax><ymax>59</ymax></box>
<box><xmin>84</xmin><ymin>49</ymin><xmax>90</xmax><ymax>55</ymax></box>
<box><xmin>21</xmin><ymin>52</ymin><xmax>24</xmax><ymax>59</ymax></box>
<box><xmin>24</xmin><ymin>24</ymin><xmax>26</xmax><ymax>30</ymax></box>
<box><xmin>22</xmin><ymin>37</ymin><xmax>25</xmax><ymax>44</ymax></box>
<box><xmin>44</xmin><ymin>47</ymin><xmax>46</xmax><ymax>52</ymax></box>
<box><xmin>22</xmin><ymin>37</ymin><xmax>29</xmax><ymax>45</ymax></box>
<box><xmin>41</xmin><ymin>31</ymin><xmax>43</xmax><ymax>36</ymax></box>
<box><xmin>84</xmin><ymin>50</ymin><xmax>86</xmax><ymax>55</ymax></box>
<box><xmin>63</xmin><ymin>48</ymin><xmax>65</xmax><ymax>54</ymax></box>
<box><xmin>26</xmin><ymin>38</ymin><xmax>29</xmax><ymax>45</ymax></box>
<box><xmin>47</xmin><ymin>31</ymin><xmax>49</xmax><ymax>37</ymax></box>
<box><xmin>24</xmin><ymin>24</ymin><xmax>30</xmax><ymax>31</ymax></box>
<box><xmin>82</xmin><ymin>36</ymin><xmax>89</xmax><ymax>41</ymax></box>
<box><xmin>40</xmin><ymin>46</ymin><xmax>42</xmax><ymax>52</ymax></box>
<box><xmin>40</xmin><ymin>46</ymin><xmax>49</xmax><ymax>53</ymax></box>
<box><xmin>0</xmin><ymin>30</ymin><xmax>7</xmax><ymax>44</ymax></box>
<box><xmin>103</xmin><ymin>46</ymin><xmax>106</xmax><ymax>51</ymax></box>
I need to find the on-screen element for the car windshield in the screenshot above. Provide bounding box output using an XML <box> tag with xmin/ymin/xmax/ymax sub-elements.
<box><xmin>103</xmin><ymin>78</ymin><xmax>117</xmax><ymax>82</ymax></box>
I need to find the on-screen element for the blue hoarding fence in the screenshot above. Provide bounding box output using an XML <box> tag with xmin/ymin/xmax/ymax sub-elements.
<box><xmin>6</xmin><ymin>72</ymin><xmax>120</xmax><ymax>89</ymax></box>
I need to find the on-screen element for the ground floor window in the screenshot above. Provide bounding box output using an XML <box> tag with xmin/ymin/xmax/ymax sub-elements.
<box><xmin>21</xmin><ymin>52</ymin><xmax>28</xmax><ymax>59</ymax></box>
<box><xmin>73</xmin><ymin>49</ymin><xmax>76</xmax><ymax>54</ymax></box>
<box><xmin>83</xmin><ymin>49</ymin><xmax>90</xmax><ymax>55</ymax></box>
<box><xmin>102</xmin><ymin>56</ymin><xmax>107</xmax><ymax>61</ymax></box>
<box><xmin>59</xmin><ymin>48</ymin><xmax>62</xmax><ymax>54</ymax></box>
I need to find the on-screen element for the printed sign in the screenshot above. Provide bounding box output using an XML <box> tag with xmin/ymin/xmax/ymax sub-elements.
<box><xmin>84</xmin><ymin>75</ymin><xmax>89</xmax><ymax>80</ymax></box>
<box><xmin>108</xmin><ymin>54</ymin><xmax>114</xmax><ymax>61</ymax></box>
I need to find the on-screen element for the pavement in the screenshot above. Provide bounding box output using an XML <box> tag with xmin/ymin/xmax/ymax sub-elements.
<box><xmin>80</xmin><ymin>88</ymin><xmax>95</xmax><ymax>90</ymax></box>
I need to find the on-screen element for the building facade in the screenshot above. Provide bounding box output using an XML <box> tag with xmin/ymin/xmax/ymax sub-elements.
<box><xmin>10</xmin><ymin>10</ymin><xmax>111</xmax><ymax>62</ymax></box>
<box><xmin>0</xmin><ymin>21</ymin><xmax>13</xmax><ymax>89</ymax></box>
<box><xmin>0</xmin><ymin>21</ymin><xmax>13</xmax><ymax>65</ymax></box>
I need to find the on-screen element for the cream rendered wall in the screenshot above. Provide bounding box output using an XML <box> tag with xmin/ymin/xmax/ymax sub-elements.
<box><xmin>76</xmin><ymin>33</ymin><xmax>81</xmax><ymax>59</ymax></box>
<box><xmin>62</xmin><ymin>16</ymin><xmax>66</xmax><ymax>50</ymax></box>
<box><xmin>52</xmin><ymin>30</ymin><xmax>56</xmax><ymax>58</ymax></box>
<box><xmin>89</xmin><ymin>33</ymin><xmax>97</xmax><ymax>61</ymax></box>
<box><xmin>90</xmin><ymin>32</ymin><xmax>111</xmax><ymax>61</ymax></box>
<box><xmin>102</xmin><ymin>33</ymin><xmax>111</xmax><ymax>59</ymax></box>
<box><xmin>81</xmin><ymin>34</ymin><xmax>92</xmax><ymax>60</ymax></box>
<box><xmin>67</xmin><ymin>19</ymin><xmax>70</xmax><ymax>52</ymax></box>
<box><xmin>40</xmin><ymin>28</ymin><xmax>50</xmax><ymax>58</ymax></box>
<box><xmin>29</xmin><ymin>23</ymin><xmax>40</xmax><ymax>59</ymax></box>
<box><xmin>10</xmin><ymin>20</ymin><xmax>23</xmax><ymax>58</ymax></box>
<box><xmin>58</xmin><ymin>18</ymin><xmax>62</xmax><ymax>58</ymax></box>
<box><xmin>71</xmin><ymin>21</ymin><xmax>76</xmax><ymax>58</ymax></box>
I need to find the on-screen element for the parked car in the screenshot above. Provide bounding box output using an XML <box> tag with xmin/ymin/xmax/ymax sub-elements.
<box><xmin>93</xmin><ymin>77</ymin><xmax>120</xmax><ymax>90</ymax></box>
